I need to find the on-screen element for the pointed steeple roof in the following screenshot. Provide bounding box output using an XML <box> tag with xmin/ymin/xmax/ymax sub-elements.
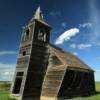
<box><xmin>30</xmin><ymin>6</ymin><xmax>51</xmax><ymax>28</ymax></box>
<box><xmin>34</xmin><ymin>6</ymin><xmax>43</xmax><ymax>20</ymax></box>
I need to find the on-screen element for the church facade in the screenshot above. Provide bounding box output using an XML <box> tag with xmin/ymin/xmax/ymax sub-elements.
<box><xmin>11</xmin><ymin>7</ymin><xmax>95</xmax><ymax>100</ymax></box>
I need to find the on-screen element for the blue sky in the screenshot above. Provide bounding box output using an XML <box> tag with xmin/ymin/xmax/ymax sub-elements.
<box><xmin>0</xmin><ymin>0</ymin><xmax>100</xmax><ymax>81</ymax></box>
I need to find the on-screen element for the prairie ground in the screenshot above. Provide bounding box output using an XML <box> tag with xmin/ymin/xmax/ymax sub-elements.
<box><xmin>0</xmin><ymin>82</ymin><xmax>100</xmax><ymax>100</ymax></box>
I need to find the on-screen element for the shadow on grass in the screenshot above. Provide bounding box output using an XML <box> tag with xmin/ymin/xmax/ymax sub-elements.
<box><xmin>95</xmin><ymin>91</ymin><xmax>100</xmax><ymax>95</ymax></box>
<box><xmin>58</xmin><ymin>91</ymin><xmax>100</xmax><ymax>100</ymax></box>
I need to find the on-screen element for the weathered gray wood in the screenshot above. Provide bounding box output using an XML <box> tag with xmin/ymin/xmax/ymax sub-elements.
<box><xmin>11</xmin><ymin>6</ymin><xmax>95</xmax><ymax>100</ymax></box>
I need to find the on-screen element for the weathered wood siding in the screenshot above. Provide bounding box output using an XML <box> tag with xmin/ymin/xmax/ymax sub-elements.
<box><xmin>41</xmin><ymin>49</ymin><xmax>67</xmax><ymax>100</ymax></box>
<box><xmin>58</xmin><ymin>70</ymin><xmax>95</xmax><ymax>99</ymax></box>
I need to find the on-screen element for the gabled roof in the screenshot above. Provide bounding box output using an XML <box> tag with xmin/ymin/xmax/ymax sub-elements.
<box><xmin>49</xmin><ymin>44</ymin><xmax>93</xmax><ymax>72</ymax></box>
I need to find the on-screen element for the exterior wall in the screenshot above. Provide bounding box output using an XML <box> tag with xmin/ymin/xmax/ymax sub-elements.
<box><xmin>11</xmin><ymin>19</ymin><xmax>51</xmax><ymax>100</ymax></box>
<box><xmin>22</xmin><ymin>43</ymin><xmax>49</xmax><ymax>100</ymax></box>
<box><xmin>41</xmin><ymin>51</ymin><xmax>67</xmax><ymax>100</ymax></box>
<box><xmin>58</xmin><ymin>69</ymin><xmax>95</xmax><ymax>99</ymax></box>
<box><xmin>41</xmin><ymin>96</ymin><xmax>57</xmax><ymax>100</ymax></box>
<box><xmin>11</xmin><ymin>23</ymin><xmax>34</xmax><ymax>97</ymax></box>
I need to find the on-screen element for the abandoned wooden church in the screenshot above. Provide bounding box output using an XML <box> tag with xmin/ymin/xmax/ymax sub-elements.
<box><xmin>11</xmin><ymin>7</ymin><xmax>95</xmax><ymax>100</ymax></box>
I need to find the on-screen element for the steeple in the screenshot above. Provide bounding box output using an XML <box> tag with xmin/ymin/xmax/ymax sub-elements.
<box><xmin>30</xmin><ymin>6</ymin><xmax>51</xmax><ymax>28</ymax></box>
<box><xmin>31</xmin><ymin>6</ymin><xmax>44</xmax><ymax>21</ymax></box>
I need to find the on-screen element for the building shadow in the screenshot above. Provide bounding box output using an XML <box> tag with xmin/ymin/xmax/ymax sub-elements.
<box><xmin>58</xmin><ymin>91</ymin><xmax>100</xmax><ymax>100</ymax></box>
<box><xmin>94</xmin><ymin>91</ymin><xmax>100</xmax><ymax>95</ymax></box>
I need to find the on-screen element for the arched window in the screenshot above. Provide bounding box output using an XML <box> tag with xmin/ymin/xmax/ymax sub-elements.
<box><xmin>38</xmin><ymin>28</ymin><xmax>46</xmax><ymax>42</ymax></box>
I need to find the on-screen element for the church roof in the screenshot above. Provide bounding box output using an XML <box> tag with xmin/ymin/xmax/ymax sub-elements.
<box><xmin>41</xmin><ymin>44</ymin><xmax>94</xmax><ymax>97</ymax></box>
<box><xmin>49</xmin><ymin>44</ymin><xmax>93</xmax><ymax>72</ymax></box>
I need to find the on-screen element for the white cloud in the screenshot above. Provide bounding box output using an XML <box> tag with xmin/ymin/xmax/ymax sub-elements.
<box><xmin>3</xmin><ymin>72</ymin><xmax>10</xmax><ymax>75</ymax></box>
<box><xmin>70</xmin><ymin>44</ymin><xmax>77</xmax><ymax>49</ymax></box>
<box><xmin>72</xmin><ymin>52</ymin><xmax>78</xmax><ymax>56</ymax></box>
<box><xmin>78</xmin><ymin>44</ymin><xmax>92</xmax><ymax>49</ymax></box>
<box><xmin>70</xmin><ymin>43</ymin><xmax>92</xmax><ymax>49</ymax></box>
<box><xmin>0</xmin><ymin>51</ymin><xmax>17</xmax><ymax>56</ymax></box>
<box><xmin>61</xmin><ymin>22</ymin><xmax>67</xmax><ymax>28</ymax></box>
<box><xmin>0</xmin><ymin>63</ymin><xmax>15</xmax><ymax>81</ymax></box>
<box><xmin>55</xmin><ymin>28</ymin><xmax>80</xmax><ymax>45</ymax></box>
<box><xmin>0</xmin><ymin>63</ymin><xmax>15</xmax><ymax>69</ymax></box>
<box><xmin>89</xmin><ymin>0</ymin><xmax>100</xmax><ymax>42</ymax></box>
<box><xmin>79</xmin><ymin>22</ymin><xmax>92</xmax><ymax>28</ymax></box>
<box><xmin>92</xmin><ymin>41</ymin><xmax>100</xmax><ymax>46</ymax></box>
<box><xmin>49</xmin><ymin>11</ymin><xmax>61</xmax><ymax>16</ymax></box>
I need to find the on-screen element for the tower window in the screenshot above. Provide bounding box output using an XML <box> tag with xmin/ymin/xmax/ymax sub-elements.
<box><xmin>40</xmin><ymin>12</ymin><xmax>43</xmax><ymax>20</ymax></box>
<box><xmin>25</xmin><ymin>28</ymin><xmax>30</xmax><ymax>40</ymax></box>
<box><xmin>38</xmin><ymin>28</ymin><xmax>46</xmax><ymax>42</ymax></box>
<box><xmin>22</xmin><ymin>51</ymin><xmax>26</xmax><ymax>56</ymax></box>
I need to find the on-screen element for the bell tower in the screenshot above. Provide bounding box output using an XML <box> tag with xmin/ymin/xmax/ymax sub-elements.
<box><xmin>11</xmin><ymin>6</ymin><xmax>51</xmax><ymax>100</ymax></box>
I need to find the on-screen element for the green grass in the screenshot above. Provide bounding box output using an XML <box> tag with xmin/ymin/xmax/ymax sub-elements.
<box><xmin>0</xmin><ymin>91</ymin><xmax>16</xmax><ymax>100</ymax></box>
<box><xmin>0</xmin><ymin>82</ymin><xmax>100</xmax><ymax>100</ymax></box>
<box><xmin>0</xmin><ymin>82</ymin><xmax>16</xmax><ymax>100</ymax></box>
<box><xmin>96</xmin><ymin>82</ymin><xmax>100</xmax><ymax>92</ymax></box>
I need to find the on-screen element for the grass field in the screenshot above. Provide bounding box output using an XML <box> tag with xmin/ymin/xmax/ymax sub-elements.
<box><xmin>0</xmin><ymin>82</ymin><xmax>16</xmax><ymax>100</ymax></box>
<box><xmin>0</xmin><ymin>82</ymin><xmax>100</xmax><ymax>100</ymax></box>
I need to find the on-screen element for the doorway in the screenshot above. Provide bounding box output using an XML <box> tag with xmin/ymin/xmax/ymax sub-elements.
<box><xmin>13</xmin><ymin>72</ymin><xmax>23</xmax><ymax>94</ymax></box>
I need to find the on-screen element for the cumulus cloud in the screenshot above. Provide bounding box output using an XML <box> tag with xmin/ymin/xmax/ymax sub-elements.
<box><xmin>55</xmin><ymin>28</ymin><xmax>80</xmax><ymax>45</ymax></box>
<box><xmin>70</xmin><ymin>43</ymin><xmax>92</xmax><ymax>49</ymax></box>
<box><xmin>0</xmin><ymin>51</ymin><xmax>17</xmax><ymax>56</ymax></box>
<box><xmin>79</xmin><ymin>22</ymin><xmax>92</xmax><ymax>28</ymax></box>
